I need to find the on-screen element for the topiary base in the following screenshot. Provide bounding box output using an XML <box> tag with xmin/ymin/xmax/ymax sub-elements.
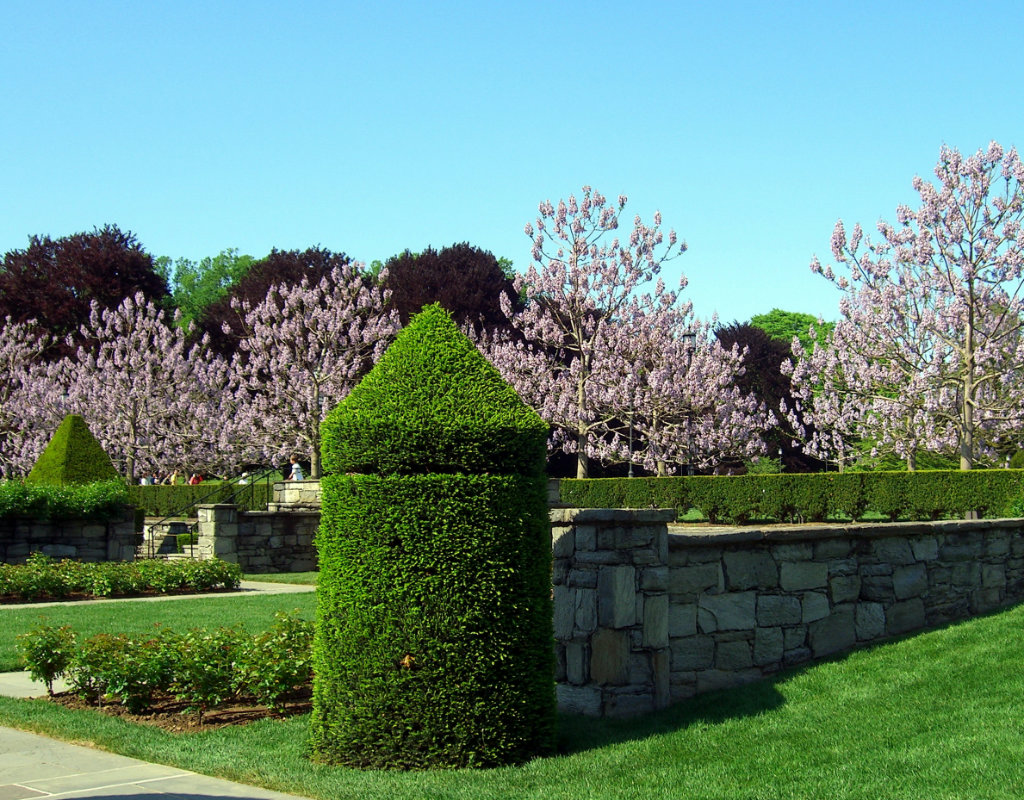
<box><xmin>309</xmin><ymin>472</ymin><xmax>555</xmax><ymax>769</ymax></box>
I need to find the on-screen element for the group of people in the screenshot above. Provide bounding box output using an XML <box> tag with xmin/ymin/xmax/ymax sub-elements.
<box><xmin>136</xmin><ymin>457</ymin><xmax>306</xmax><ymax>486</ymax></box>
<box><xmin>138</xmin><ymin>470</ymin><xmax>203</xmax><ymax>486</ymax></box>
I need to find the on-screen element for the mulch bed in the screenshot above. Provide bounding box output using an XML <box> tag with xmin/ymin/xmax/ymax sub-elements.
<box><xmin>48</xmin><ymin>687</ymin><xmax>312</xmax><ymax>732</ymax></box>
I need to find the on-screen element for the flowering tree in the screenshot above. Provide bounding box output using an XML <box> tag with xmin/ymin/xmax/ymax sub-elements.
<box><xmin>0</xmin><ymin>318</ymin><xmax>53</xmax><ymax>476</ymax></box>
<box><xmin>227</xmin><ymin>264</ymin><xmax>399</xmax><ymax>478</ymax></box>
<box><xmin>488</xmin><ymin>186</ymin><xmax>688</xmax><ymax>477</ymax></box>
<box><xmin>59</xmin><ymin>294</ymin><xmax>230</xmax><ymax>481</ymax></box>
<box><xmin>788</xmin><ymin>141</ymin><xmax>1024</xmax><ymax>470</ymax></box>
<box><xmin>596</xmin><ymin>306</ymin><xmax>770</xmax><ymax>474</ymax></box>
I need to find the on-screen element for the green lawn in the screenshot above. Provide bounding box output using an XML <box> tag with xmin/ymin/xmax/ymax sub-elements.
<box><xmin>243</xmin><ymin>571</ymin><xmax>318</xmax><ymax>585</ymax></box>
<box><xmin>1</xmin><ymin>598</ymin><xmax>1023</xmax><ymax>799</ymax></box>
<box><xmin>0</xmin><ymin>592</ymin><xmax>316</xmax><ymax>671</ymax></box>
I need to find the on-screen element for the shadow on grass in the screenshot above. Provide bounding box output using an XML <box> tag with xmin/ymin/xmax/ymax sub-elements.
<box><xmin>556</xmin><ymin>677</ymin><xmax>788</xmax><ymax>756</ymax></box>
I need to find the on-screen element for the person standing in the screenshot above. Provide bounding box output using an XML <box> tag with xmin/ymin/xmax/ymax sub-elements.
<box><xmin>287</xmin><ymin>456</ymin><xmax>304</xmax><ymax>481</ymax></box>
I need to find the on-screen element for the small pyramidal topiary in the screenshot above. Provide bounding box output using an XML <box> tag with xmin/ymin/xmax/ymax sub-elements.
<box><xmin>310</xmin><ymin>304</ymin><xmax>555</xmax><ymax>769</ymax></box>
<box><xmin>26</xmin><ymin>414</ymin><xmax>121</xmax><ymax>485</ymax></box>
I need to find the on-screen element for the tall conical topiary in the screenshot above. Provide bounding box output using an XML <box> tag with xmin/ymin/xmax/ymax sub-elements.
<box><xmin>26</xmin><ymin>414</ymin><xmax>121</xmax><ymax>485</ymax></box>
<box><xmin>310</xmin><ymin>303</ymin><xmax>555</xmax><ymax>769</ymax></box>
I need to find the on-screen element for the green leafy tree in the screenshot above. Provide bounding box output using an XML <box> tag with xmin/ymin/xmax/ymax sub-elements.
<box><xmin>749</xmin><ymin>308</ymin><xmax>833</xmax><ymax>353</ymax></box>
<box><xmin>157</xmin><ymin>248</ymin><xmax>256</xmax><ymax>329</ymax></box>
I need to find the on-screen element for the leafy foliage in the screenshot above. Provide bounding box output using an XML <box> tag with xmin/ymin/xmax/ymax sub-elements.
<box><xmin>0</xmin><ymin>479</ymin><xmax>128</xmax><ymax>520</ymax></box>
<box><xmin>312</xmin><ymin>304</ymin><xmax>555</xmax><ymax>769</ymax></box>
<box><xmin>749</xmin><ymin>308</ymin><xmax>832</xmax><ymax>352</ymax></box>
<box><xmin>560</xmin><ymin>470</ymin><xmax>1024</xmax><ymax>524</ymax></box>
<box><xmin>382</xmin><ymin>242</ymin><xmax>520</xmax><ymax>331</ymax></box>
<box><xmin>0</xmin><ymin>225</ymin><xmax>169</xmax><ymax>358</ymax></box>
<box><xmin>26</xmin><ymin>414</ymin><xmax>120</xmax><ymax>485</ymax></box>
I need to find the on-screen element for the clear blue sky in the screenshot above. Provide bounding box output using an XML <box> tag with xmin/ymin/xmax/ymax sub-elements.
<box><xmin>3</xmin><ymin>0</ymin><xmax>1022</xmax><ymax>324</ymax></box>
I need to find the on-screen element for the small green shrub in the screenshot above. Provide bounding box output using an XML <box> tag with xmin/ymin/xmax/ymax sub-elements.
<box><xmin>26</xmin><ymin>414</ymin><xmax>120</xmax><ymax>485</ymax></box>
<box><xmin>0</xmin><ymin>480</ymin><xmax>128</xmax><ymax>521</ymax></box>
<box><xmin>169</xmin><ymin>627</ymin><xmax>246</xmax><ymax>722</ymax></box>
<box><xmin>17</xmin><ymin>624</ymin><xmax>76</xmax><ymax>695</ymax></box>
<box><xmin>234</xmin><ymin>612</ymin><xmax>313</xmax><ymax>712</ymax></box>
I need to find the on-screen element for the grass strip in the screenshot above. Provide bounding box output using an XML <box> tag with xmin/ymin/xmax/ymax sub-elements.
<box><xmin>0</xmin><ymin>593</ymin><xmax>316</xmax><ymax>672</ymax></box>
<box><xmin>1</xmin><ymin>602</ymin><xmax>1022</xmax><ymax>798</ymax></box>
<box><xmin>242</xmin><ymin>572</ymin><xmax>318</xmax><ymax>585</ymax></box>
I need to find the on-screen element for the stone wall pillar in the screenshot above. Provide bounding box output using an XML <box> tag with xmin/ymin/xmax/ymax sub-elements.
<box><xmin>551</xmin><ymin>508</ymin><xmax>675</xmax><ymax>718</ymax></box>
<box><xmin>195</xmin><ymin>504</ymin><xmax>238</xmax><ymax>564</ymax></box>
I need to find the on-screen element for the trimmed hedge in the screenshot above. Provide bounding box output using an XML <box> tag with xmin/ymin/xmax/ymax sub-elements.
<box><xmin>128</xmin><ymin>483</ymin><xmax>273</xmax><ymax>517</ymax></box>
<box><xmin>559</xmin><ymin>470</ymin><xmax>1024</xmax><ymax>524</ymax></box>
<box><xmin>27</xmin><ymin>414</ymin><xmax>120</xmax><ymax>485</ymax></box>
<box><xmin>311</xmin><ymin>304</ymin><xmax>555</xmax><ymax>769</ymax></box>
<box><xmin>0</xmin><ymin>480</ymin><xmax>129</xmax><ymax>521</ymax></box>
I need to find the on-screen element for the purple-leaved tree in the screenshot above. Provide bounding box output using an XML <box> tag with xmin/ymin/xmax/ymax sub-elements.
<box><xmin>787</xmin><ymin>141</ymin><xmax>1024</xmax><ymax>470</ymax></box>
<box><xmin>226</xmin><ymin>264</ymin><xmax>399</xmax><ymax>478</ymax></box>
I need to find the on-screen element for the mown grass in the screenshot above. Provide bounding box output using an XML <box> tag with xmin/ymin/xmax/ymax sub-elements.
<box><xmin>243</xmin><ymin>571</ymin><xmax>318</xmax><ymax>585</ymax></box>
<box><xmin>1</xmin><ymin>600</ymin><xmax>1023</xmax><ymax>799</ymax></box>
<box><xmin>0</xmin><ymin>592</ymin><xmax>316</xmax><ymax>671</ymax></box>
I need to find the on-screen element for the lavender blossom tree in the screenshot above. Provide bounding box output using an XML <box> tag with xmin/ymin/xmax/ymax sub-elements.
<box><xmin>0</xmin><ymin>318</ymin><xmax>53</xmax><ymax>476</ymax></box>
<box><xmin>788</xmin><ymin>142</ymin><xmax>1024</xmax><ymax>470</ymax></box>
<box><xmin>227</xmin><ymin>264</ymin><xmax>399</xmax><ymax>478</ymax></box>
<box><xmin>489</xmin><ymin>186</ymin><xmax>689</xmax><ymax>477</ymax></box>
<box><xmin>59</xmin><ymin>294</ymin><xmax>230</xmax><ymax>482</ymax></box>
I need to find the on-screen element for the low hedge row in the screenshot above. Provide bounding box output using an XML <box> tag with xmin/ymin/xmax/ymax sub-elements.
<box><xmin>0</xmin><ymin>480</ymin><xmax>129</xmax><ymax>521</ymax></box>
<box><xmin>127</xmin><ymin>482</ymin><xmax>273</xmax><ymax>517</ymax></box>
<box><xmin>18</xmin><ymin>611</ymin><xmax>311</xmax><ymax>719</ymax></box>
<box><xmin>0</xmin><ymin>553</ymin><xmax>241</xmax><ymax>601</ymax></box>
<box><xmin>559</xmin><ymin>470</ymin><xmax>1024</xmax><ymax>524</ymax></box>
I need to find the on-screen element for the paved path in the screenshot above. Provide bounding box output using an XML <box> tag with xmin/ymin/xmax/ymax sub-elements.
<box><xmin>0</xmin><ymin>580</ymin><xmax>317</xmax><ymax>800</ymax></box>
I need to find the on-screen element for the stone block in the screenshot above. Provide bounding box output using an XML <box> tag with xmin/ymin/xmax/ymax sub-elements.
<box><xmin>669</xmin><ymin>563</ymin><xmax>723</xmax><ymax>596</ymax></box>
<box><xmin>552</xmin><ymin>526</ymin><xmax>575</xmax><ymax>557</ymax></box>
<box><xmin>575</xmin><ymin>524</ymin><xmax>597</xmax><ymax>552</ymax></box>
<box><xmin>757</xmin><ymin>595</ymin><xmax>802</xmax><ymax>626</ymax></box>
<box><xmin>605</xmin><ymin>691</ymin><xmax>654</xmax><ymax>718</ymax></box>
<box><xmin>566</xmin><ymin>642</ymin><xmax>588</xmax><ymax>685</ymax></box>
<box><xmin>982</xmin><ymin>564</ymin><xmax>1006</xmax><ymax>589</ymax></box>
<box><xmin>780</xmin><ymin>561</ymin><xmax>828</xmax><ymax>591</ymax></box>
<box><xmin>591</xmin><ymin>629</ymin><xmax>631</xmax><ymax>685</ymax></box>
<box><xmin>828</xmin><ymin>557</ymin><xmax>858</xmax><ymax>577</ymax></box>
<box><xmin>887</xmin><ymin>598</ymin><xmax>926</xmax><ymax>635</ymax></box>
<box><xmin>567</xmin><ymin>568</ymin><xmax>598</xmax><ymax>588</ymax></box>
<box><xmin>670</xmin><ymin>635</ymin><xmax>715</xmax><ymax>670</ymax></box>
<box><xmin>855</xmin><ymin>603</ymin><xmax>886</xmax><ymax>640</ymax></box>
<box><xmin>860</xmin><ymin>575</ymin><xmax>894</xmax><ymax>602</ymax></box>
<box><xmin>783</xmin><ymin>646</ymin><xmax>813</xmax><ymax>667</ymax></box>
<box><xmin>652</xmin><ymin>649</ymin><xmax>671</xmax><ymax>709</ymax></box>
<box><xmin>951</xmin><ymin>561</ymin><xmax>981</xmax><ymax>587</ymax></box>
<box><xmin>754</xmin><ymin>626</ymin><xmax>784</xmax><ymax>666</ymax></box>
<box><xmin>772</xmin><ymin>542</ymin><xmax>814</xmax><ymax>562</ymax></box>
<box><xmin>808</xmin><ymin>606</ymin><xmax>856</xmax><ymax>657</ymax></box>
<box><xmin>698</xmin><ymin>591</ymin><xmax>756</xmax><ymax>632</ymax></box>
<box><xmin>829</xmin><ymin>574</ymin><xmax>861</xmax><ymax>604</ymax></box>
<box><xmin>643</xmin><ymin>594</ymin><xmax>669</xmax><ymax>648</ymax></box>
<box><xmin>893</xmin><ymin>563</ymin><xmax>928</xmax><ymax>600</ymax></box>
<box><xmin>971</xmin><ymin>587</ymin><xmax>1004</xmax><ymax>613</ymax></box>
<box><xmin>716</xmin><ymin>639</ymin><xmax>753</xmax><ymax>670</ymax></box>
<box><xmin>724</xmin><ymin>550</ymin><xmax>778</xmax><ymax>590</ymax></box>
<box><xmin>641</xmin><ymin>566</ymin><xmax>669</xmax><ymax>592</ymax></box>
<box><xmin>557</xmin><ymin>684</ymin><xmax>602</xmax><ymax>716</ymax></box>
<box><xmin>910</xmin><ymin>537</ymin><xmax>939</xmax><ymax>561</ymax></box>
<box><xmin>553</xmin><ymin>586</ymin><xmax>575</xmax><ymax>639</ymax></box>
<box><xmin>598</xmin><ymin>565</ymin><xmax>636</xmax><ymax>628</ymax></box>
<box><xmin>985</xmin><ymin>534</ymin><xmax>1010</xmax><ymax>557</ymax></box>
<box><xmin>575</xmin><ymin>588</ymin><xmax>597</xmax><ymax>632</ymax></box>
<box><xmin>813</xmin><ymin>538</ymin><xmax>852</xmax><ymax>559</ymax></box>
<box><xmin>801</xmin><ymin>591</ymin><xmax>830</xmax><ymax>623</ymax></box>
<box><xmin>872</xmin><ymin>537</ymin><xmax>915</xmax><ymax>565</ymax></box>
<box><xmin>669</xmin><ymin>603</ymin><xmax>697</xmax><ymax>637</ymax></box>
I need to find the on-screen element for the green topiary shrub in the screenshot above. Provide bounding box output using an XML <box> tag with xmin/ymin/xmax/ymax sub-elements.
<box><xmin>26</xmin><ymin>414</ymin><xmax>120</xmax><ymax>486</ymax></box>
<box><xmin>310</xmin><ymin>304</ymin><xmax>555</xmax><ymax>769</ymax></box>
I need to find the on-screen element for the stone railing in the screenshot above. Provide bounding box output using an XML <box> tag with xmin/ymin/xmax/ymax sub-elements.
<box><xmin>0</xmin><ymin>507</ymin><xmax>139</xmax><ymax>564</ymax></box>
<box><xmin>551</xmin><ymin>508</ymin><xmax>1024</xmax><ymax>718</ymax></box>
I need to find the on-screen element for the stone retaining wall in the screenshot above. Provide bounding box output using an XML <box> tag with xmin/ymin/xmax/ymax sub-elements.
<box><xmin>551</xmin><ymin>508</ymin><xmax>1024</xmax><ymax>718</ymax></box>
<box><xmin>195</xmin><ymin>504</ymin><xmax>318</xmax><ymax>573</ymax></box>
<box><xmin>0</xmin><ymin>507</ymin><xmax>138</xmax><ymax>564</ymax></box>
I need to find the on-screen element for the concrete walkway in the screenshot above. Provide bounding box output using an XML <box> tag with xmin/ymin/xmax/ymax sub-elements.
<box><xmin>0</xmin><ymin>580</ymin><xmax>318</xmax><ymax>800</ymax></box>
<box><xmin>0</xmin><ymin>726</ymin><xmax>310</xmax><ymax>800</ymax></box>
